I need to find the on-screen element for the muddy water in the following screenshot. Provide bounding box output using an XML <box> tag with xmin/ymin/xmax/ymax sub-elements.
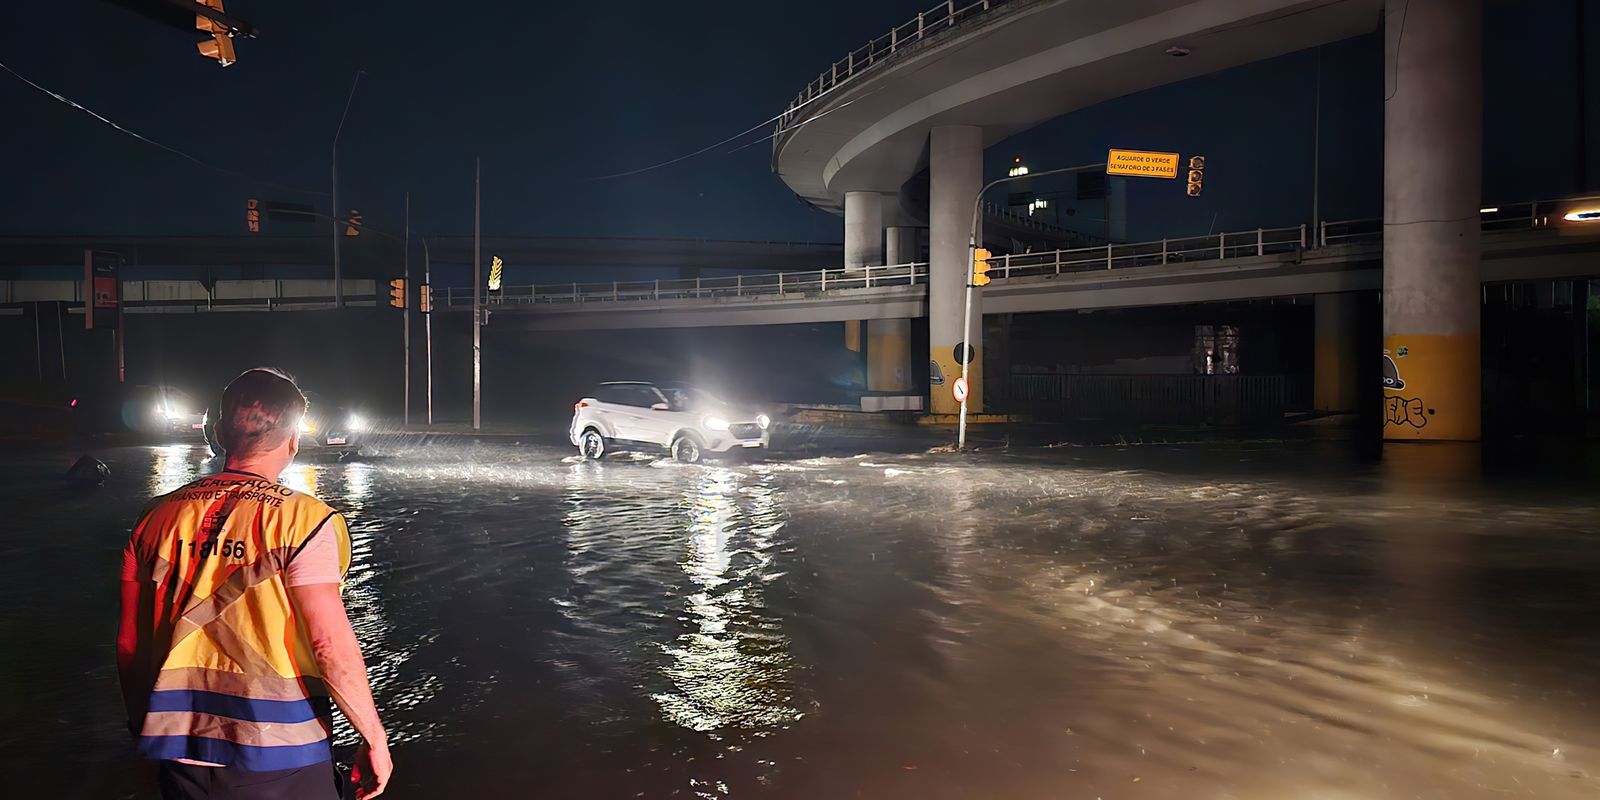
<box><xmin>2</xmin><ymin>441</ymin><xmax>1598</xmax><ymax>798</ymax></box>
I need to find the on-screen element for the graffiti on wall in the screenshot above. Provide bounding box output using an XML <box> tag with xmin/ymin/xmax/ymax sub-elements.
<box><xmin>1382</xmin><ymin>347</ymin><xmax>1434</xmax><ymax>429</ymax></box>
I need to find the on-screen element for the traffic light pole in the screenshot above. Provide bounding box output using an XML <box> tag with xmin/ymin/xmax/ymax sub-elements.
<box><xmin>473</xmin><ymin>157</ymin><xmax>482</xmax><ymax>432</ymax></box>
<box><xmin>959</xmin><ymin>162</ymin><xmax>1106</xmax><ymax>450</ymax></box>
<box><xmin>403</xmin><ymin>192</ymin><xmax>411</xmax><ymax>426</ymax></box>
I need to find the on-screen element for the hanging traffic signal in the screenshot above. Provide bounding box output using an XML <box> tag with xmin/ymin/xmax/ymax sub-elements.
<box><xmin>418</xmin><ymin>284</ymin><xmax>433</xmax><ymax>314</ymax></box>
<box><xmin>488</xmin><ymin>256</ymin><xmax>503</xmax><ymax>292</ymax></box>
<box><xmin>195</xmin><ymin>0</ymin><xmax>237</xmax><ymax>66</ymax></box>
<box><xmin>345</xmin><ymin>209</ymin><xmax>362</xmax><ymax>237</ymax></box>
<box><xmin>245</xmin><ymin>198</ymin><xmax>260</xmax><ymax>233</ymax></box>
<box><xmin>971</xmin><ymin>247</ymin><xmax>993</xmax><ymax>287</ymax></box>
<box><xmin>1186</xmin><ymin>155</ymin><xmax>1206</xmax><ymax>197</ymax></box>
<box><xmin>388</xmin><ymin>278</ymin><xmax>407</xmax><ymax>310</ymax></box>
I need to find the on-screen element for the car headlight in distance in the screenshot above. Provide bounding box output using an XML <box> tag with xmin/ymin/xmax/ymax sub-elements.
<box><xmin>703</xmin><ymin>416</ymin><xmax>731</xmax><ymax>431</ymax></box>
<box><xmin>299</xmin><ymin>417</ymin><xmax>313</xmax><ymax>434</ymax></box>
<box><xmin>345</xmin><ymin>413</ymin><xmax>366</xmax><ymax>431</ymax></box>
<box><xmin>756</xmin><ymin>414</ymin><xmax>771</xmax><ymax>430</ymax></box>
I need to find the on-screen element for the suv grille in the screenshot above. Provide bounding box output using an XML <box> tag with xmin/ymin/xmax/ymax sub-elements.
<box><xmin>729</xmin><ymin>423</ymin><xmax>762</xmax><ymax>440</ymax></box>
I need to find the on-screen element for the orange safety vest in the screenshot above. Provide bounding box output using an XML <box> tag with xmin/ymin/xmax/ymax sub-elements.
<box><xmin>125</xmin><ymin>470</ymin><xmax>351</xmax><ymax>770</ymax></box>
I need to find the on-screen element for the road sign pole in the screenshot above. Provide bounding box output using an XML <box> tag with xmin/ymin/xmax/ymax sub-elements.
<box><xmin>958</xmin><ymin>161</ymin><xmax>1107</xmax><ymax>449</ymax></box>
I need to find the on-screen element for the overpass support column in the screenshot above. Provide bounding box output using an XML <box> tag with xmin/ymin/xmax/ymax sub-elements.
<box><xmin>885</xmin><ymin>226</ymin><xmax>920</xmax><ymax>265</ymax></box>
<box><xmin>1314</xmin><ymin>293</ymin><xmax>1361</xmax><ymax>413</ymax></box>
<box><xmin>1382</xmin><ymin>0</ymin><xmax>1482</xmax><ymax>441</ymax></box>
<box><xmin>845</xmin><ymin>191</ymin><xmax>913</xmax><ymax>395</ymax></box>
<box><xmin>930</xmin><ymin>125</ymin><xmax>983</xmax><ymax>414</ymax></box>
<box><xmin>844</xmin><ymin>191</ymin><xmax>885</xmax><ymax>269</ymax></box>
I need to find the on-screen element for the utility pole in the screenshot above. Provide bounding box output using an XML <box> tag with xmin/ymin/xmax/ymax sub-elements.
<box><xmin>403</xmin><ymin>192</ymin><xmax>411</xmax><ymax>426</ymax></box>
<box><xmin>473</xmin><ymin>157</ymin><xmax>482</xmax><ymax>431</ymax></box>
<box><xmin>1311</xmin><ymin>46</ymin><xmax>1322</xmax><ymax>241</ymax></box>
<box><xmin>423</xmin><ymin>237</ymin><xmax>434</xmax><ymax>426</ymax></box>
<box><xmin>331</xmin><ymin>71</ymin><xmax>362</xmax><ymax>309</ymax></box>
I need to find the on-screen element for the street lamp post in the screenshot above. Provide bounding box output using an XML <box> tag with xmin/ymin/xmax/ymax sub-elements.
<box><xmin>959</xmin><ymin>161</ymin><xmax>1107</xmax><ymax>449</ymax></box>
<box><xmin>331</xmin><ymin>71</ymin><xmax>363</xmax><ymax>309</ymax></box>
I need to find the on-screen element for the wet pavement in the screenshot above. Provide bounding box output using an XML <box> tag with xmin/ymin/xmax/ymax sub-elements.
<box><xmin>3</xmin><ymin>438</ymin><xmax>1600</xmax><ymax>799</ymax></box>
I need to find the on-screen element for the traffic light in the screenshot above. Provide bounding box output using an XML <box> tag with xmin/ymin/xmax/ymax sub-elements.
<box><xmin>971</xmin><ymin>247</ymin><xmax>993</xmax><ymax>287</ymax></box>
<box><xmin>418</xmin><ymin>284</ymin><xmax>433</xmax><ymax>314</ymax></box>
<box><xmin>245</xmin><ymin>198</ymin><xmax>260</xmax><ymax>233</ymax></box>
<box><xmin>194</xmin><ymin>0</ymin><xmax>237</xmax><ymax>66</ymax></box>
<box><xmin>389</xmin><ymin>278</ymin><xmax>407</xmax><ymax>310</ymax></box>
<box><xmin>345</xmin><ymin>209</ymin><xmax>362</xmax><ymax>237</ymax></box>
<box><xmin>1186</xmin><ymin>155</ymin><xmax>1206</xmax><ymax>196</ymax></box>
<box><xmin>488</xmin><ymin>256</ymin><xmax>503</xmax><ymax>292</ymax></box>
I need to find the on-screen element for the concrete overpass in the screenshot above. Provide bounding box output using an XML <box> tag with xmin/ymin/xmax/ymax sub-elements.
<box><xmin>432</xmin><ymin>218</ymin><xmax>1600</xmax><ymax>330</ymax></box>
<box><xmin>0</xmin><ymin>234</ymin><xmax>846</xmax><ymax>276</ymax></box>
<box><xmin>768</xmin><ymin>0</ymin><xmax>1561</xmax><ymax>444</ymax></box>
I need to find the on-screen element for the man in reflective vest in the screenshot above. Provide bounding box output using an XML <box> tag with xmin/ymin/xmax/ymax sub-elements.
<box><xmin>118</xmin><ymin>368</ymin><xmax>392</xmax><ymax>799</ymax></box>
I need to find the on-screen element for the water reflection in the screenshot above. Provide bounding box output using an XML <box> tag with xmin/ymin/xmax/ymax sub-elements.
<box><xmin>147</xmin><ymin>444</ymin><xmax>200</xmax><ymax>495</ymax></box>
<box><xmin>652</xmin><ymin>469</ymin><xmax>800</xmax><ymax>733</ymax></box>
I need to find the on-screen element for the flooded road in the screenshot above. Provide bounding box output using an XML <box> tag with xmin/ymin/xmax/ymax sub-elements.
<box><xmin>4</xmin><ymin>440</ymin><xmax>1600</xmax><ymax>798</ymax></box>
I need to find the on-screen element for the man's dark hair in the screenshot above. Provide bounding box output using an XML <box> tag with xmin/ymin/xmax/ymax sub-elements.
<box><xmin>217</xmin><ymin>368</ymin><xmax>306</xmax><ymax>459</ymax></box>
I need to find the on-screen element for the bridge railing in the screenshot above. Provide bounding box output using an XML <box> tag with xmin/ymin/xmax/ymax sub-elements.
<box><xmin>779</xmin><ymin>0</ymin><xmax>1014</xmax><ymax>133</ymax></box>
<box><xmin>443</xmin><ymin>262</ymin><xmax>929</xmax><ymax>309</ymax></box>
<box><xmin>439</xmin><ymin>204</ymin><xmax>1579</xmax><ymax>312</ymax></box>
<box><xmin>1318</xmin><ymin>200</ymin><xmax>1558</xmax><ymax>245</ymax></box>
<box><xmin>986</xmin><ymin>225</ymin><xmax>1309</xmax><ymax>279</ymax></box>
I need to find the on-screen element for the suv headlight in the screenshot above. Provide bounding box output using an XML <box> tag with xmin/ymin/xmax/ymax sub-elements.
<box><xmin>702</xmin><ymin>416</ymin><xmax>731</xmax><ymax>431</ymax></box>
<box><xmin>345</xmin><ymin>413</ymin><xmax>367</xmax><ymax>431</ymax></box>
<box><xmin>299</xmin><ymin>418</ymin><xmax>314</xmax><ymax>434</ymax></box>
<box><xmin>756</xmin><ymin>414</ymin><xmax>771</xmax><ymax>430</ymax></box>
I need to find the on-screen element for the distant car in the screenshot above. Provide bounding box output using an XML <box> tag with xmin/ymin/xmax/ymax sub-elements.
<box><xmin>570</xmin><ymin>381</ymin><xmax>770</xmax><ymax>463</ymax></box>
<box><xmin>68</xmin><ymin>384</ymin><xmax>205</xmax><ymax>439</ymax></box>
<box><xmin>204</xmin><ymin>390</ymin><xmax>369</xmax><ymax>457</ymax></box>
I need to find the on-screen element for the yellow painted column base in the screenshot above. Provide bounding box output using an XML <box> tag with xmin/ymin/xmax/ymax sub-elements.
<box><xmin>1381</xmin><ymin>334</ymin><xmax>1479</xmax><ymax>441</ymax></box>
<box><xmin>866</xmin><ymin>319</ymin><xmax>912</xmax><ymax>393</ymax></box>
<box><xmin>929</xmin><ymin>345</ymin><xmax>981</xmax><ymax>415</ymax></box>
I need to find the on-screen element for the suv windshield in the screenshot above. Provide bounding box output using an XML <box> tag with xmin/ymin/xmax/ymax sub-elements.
<box><xmin>660</xmin><ymin>385</ymin><xmax>722</xmax><ymax>413</ymax></box>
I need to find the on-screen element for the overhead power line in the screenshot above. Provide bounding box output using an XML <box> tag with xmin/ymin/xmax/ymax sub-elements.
<box><xmin>0</xmin><ymin>56</ymin><xmax>326</xmax><ymax>198</ymax></box>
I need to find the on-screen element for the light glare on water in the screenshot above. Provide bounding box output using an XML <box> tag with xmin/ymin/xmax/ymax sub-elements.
<box><xmin>1</xmin><ymin>440</ymin><xmax>1597</xmax><ymax>798</ymax></box>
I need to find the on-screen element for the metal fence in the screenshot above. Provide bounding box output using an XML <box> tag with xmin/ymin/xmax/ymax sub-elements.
<box><xmin>778</xmin><ymin>0</ymin><xmax>1016</xmax><ymax>133</ymax></box>
<box><xmin>442</xmin><ymin>262</ymin><xmax>927</xmax><ymax>310</ymax></box>
<box><xmin>1010</xmin><ymin>373</ymin><xmax>1290</xmax><ymax>425</ymax></box>
<box><xmin>448</xmin><ymin>201</ymin><xmax>1573</xmax><ymax>311</ymax></box>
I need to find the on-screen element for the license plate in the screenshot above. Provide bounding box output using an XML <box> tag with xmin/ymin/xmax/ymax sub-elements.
<box><xmin>326</xmin><ymin>436</ymin><xmax>348</xmax><ymax>445</ymax></box>
<box><xmin>190</xmin><ymin>423</ymin><xmax>204</xmax><ymax>430</ymax></box>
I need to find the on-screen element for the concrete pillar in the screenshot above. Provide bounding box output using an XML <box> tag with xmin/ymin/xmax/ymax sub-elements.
<box><xmin>1383</xmin><ymin>0</ymin><xmax>1482</xmax><ymax>441</ymax></box>
<box><xmin>867</xmin><ymin>318</ymin><xmax>912</xmax><ymax>392</ymax></box>
<box><xmin>1314</xmin><ymin>293</ymin><xmax>1362</xmax><ymax>413</ymax></box>
<box><xmin>885</xmin><ymin>226</ymin><xmax>920</xmax><ymax>265</ymax></box>
<box><xmin>843</xmin><ymin>191</ymin><xmax>884</xmax><ymax>270</ymax></box>
<box><xmin>929</xmin><ymin>125</ymin><xmax>983</xmax><ymax>415</ymax></box>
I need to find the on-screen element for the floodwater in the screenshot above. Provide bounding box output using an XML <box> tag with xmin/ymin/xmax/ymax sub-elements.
<box><xmin>3</xmin><ymin>439</ymin><xmax>1600</xmax><ymax>799</ymax></box>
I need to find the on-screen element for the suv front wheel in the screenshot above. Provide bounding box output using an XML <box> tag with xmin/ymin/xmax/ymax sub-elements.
<box><xmin>579</xmin><ymin>429</ymin><xmax>608</xmax><ymax>460</ymax></box>
<box><xmin>670</xmin><ymin>435</ymin><xmax>702</xmax><ymax>464</ymax></box>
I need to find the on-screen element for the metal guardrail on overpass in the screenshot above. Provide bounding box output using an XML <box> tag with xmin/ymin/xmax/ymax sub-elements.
<box><xmin>779</xmin><ymin>0</ymin><xmax>1016</xmax><ymax>132</ymax></box>
<box><xmin>453</xmin><ymin>200</ymin><xmax>1576</xmax><ymax>311</ymax></box>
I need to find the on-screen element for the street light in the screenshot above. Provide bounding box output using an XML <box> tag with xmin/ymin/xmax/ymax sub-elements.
<box><xmin>331</xmin><ymin>71</ymin><xmax>364</xmax><ymax>309</ymax></box>
<box><xmin>958</xmin><ymin>161</ymin><xmax>1107</xmax><ymax>450</ymax></box>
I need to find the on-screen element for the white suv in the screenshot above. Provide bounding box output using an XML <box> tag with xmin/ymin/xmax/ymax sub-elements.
<box><xmin>570</xmin><ymin>382</ymin><xmax>771</xmax><ymax>463</ymax></box>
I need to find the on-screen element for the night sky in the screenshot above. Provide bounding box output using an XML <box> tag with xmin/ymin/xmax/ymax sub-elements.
<box><xmin>2</xmin><ymin>0</ymin><xmax>1596</xmax><ymax>245</ymax></box>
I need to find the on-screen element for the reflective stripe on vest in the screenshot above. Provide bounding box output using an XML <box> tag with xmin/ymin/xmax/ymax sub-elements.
<box><xmin>127</xmin><ymin>471</ymin><xmax>351</xmax><ymax>770</ymax></box>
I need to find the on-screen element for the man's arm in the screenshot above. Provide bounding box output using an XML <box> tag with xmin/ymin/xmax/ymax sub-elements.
<box><xmin>290</xmin><ymin>582</ymin><xmax>391</xmax><ymax>798</ymax></box>
<box><xmin>116</xmin><ymin>579</ymin><xmax>149</xmax><ymax>734</ymax></box>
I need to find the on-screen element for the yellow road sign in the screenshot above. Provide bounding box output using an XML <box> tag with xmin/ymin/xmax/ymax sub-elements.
<box><xmin>1106</xmin><ymin>149</ymin><xmax>1180</xmax><ymax>179</ymax></box>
